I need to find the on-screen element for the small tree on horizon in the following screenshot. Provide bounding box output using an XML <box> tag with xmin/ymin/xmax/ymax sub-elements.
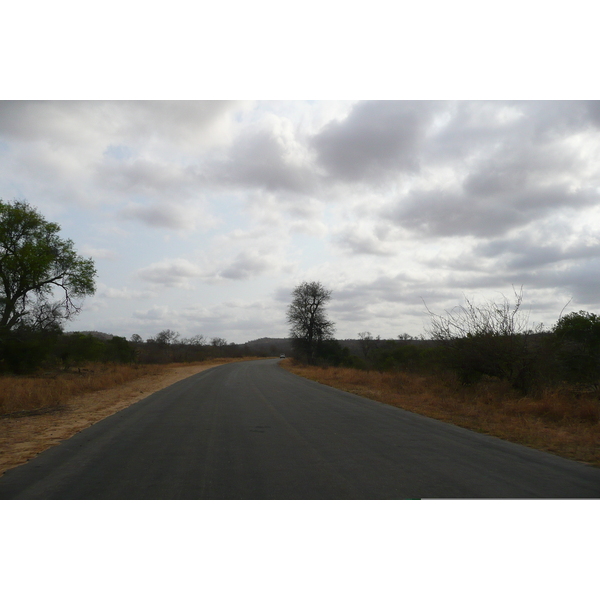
<box><xmin>151</xmin><ymin>329</ymin><xmax>181</xmax><ymax>346</ymax></box>
<box><xmin>286</xmin><ymin>281</ymin><xmax>335</xmax><ymax>363</ymax></box>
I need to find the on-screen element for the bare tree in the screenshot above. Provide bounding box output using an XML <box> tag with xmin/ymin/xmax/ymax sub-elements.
<box><xmin>358</xmin><ymin>331</ymin><xmax>380</xmax><ymax>360</ymax></box>
<box><xmin>183</xmin><ymin>334</ymin><xmax>206</xmax><ymax>346</ymax></box>
<box><xmin>424</xmin><ymin>287</ymin><xmax>541</xmax><ymax>390</ymax></box>
<box><xmin>425</xmin><ymin>287</ymin><xmax>532</xmax><ymax>342</ymax></box>
<box><xmin>152</xmin><ymin>329</ymin><xmax>181</xmax><ymax>346</ymax></box>
<box><xmin>358</xmin><ymin>331</ymin><xmax>372</xmax><ymax>359</ymax></box>
<box><xmin>287</xmin><ymin>281</ymin><xmax>335</xmax><ymax>363</ymax></box>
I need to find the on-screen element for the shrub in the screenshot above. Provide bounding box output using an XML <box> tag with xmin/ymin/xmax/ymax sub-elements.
<box><xmin>314</xmin><ymin>339</ymin><xmax>353</xmax><ymax>367</ymax></box>
<box><xmin>552</xmin><ymin>311</ymin><xmax>600</xmax><ymax>386</ymax></box>
<box><xmin>425</xmin><ymin>289</ymin><xmax>542</xmax><ymax>392</ymax></box>
<box><xmin>0</xmin><ymin>327</ymin><xmax>60</xmax><ymax>373</ymax></box>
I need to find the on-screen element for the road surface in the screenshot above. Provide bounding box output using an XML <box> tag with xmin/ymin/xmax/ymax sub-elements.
<box><xmin>1</xmin><ymin>358</ymin><xmax>599</xmax><ymax>499</ymax></box>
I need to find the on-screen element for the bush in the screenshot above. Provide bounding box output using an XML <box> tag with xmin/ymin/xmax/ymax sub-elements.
<box><xmin>371</xmin><ymin>342</ymin><xmax>431</xmax><ymax>373</ymax></box>
<box><xmin>314</xmin><ymin>339</ymin><xmax>353</xmax><ymax>367</ymax></box>
<box><xmin>50</xmin><ymin>334</ymin><xmax>136</xmax><ymax>368</ymax></box>
<box><xmin>0</xmin><ymin>327</ymin><xmax>60</xmax><ymax>373</ymax></box>
<box><xmin>553</xmin><ymin>311</ymin><xmax>600</xmax><ymax>386</ymax></box>
<box><xmin>104</xmin><ymin>336</ymin><xmax>137</xmax><ymax>363</ymax></box>
<box><xmin>56</xmin><ymin>333</ymin><xmax>106</xmax><ymax>367</ymax></box>
<box><xmin>426</xmin><ymin>290</ymin><xmax>542</xmax><ymax>392</ymax></box>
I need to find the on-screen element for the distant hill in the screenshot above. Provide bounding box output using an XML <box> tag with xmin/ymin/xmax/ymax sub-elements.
<box><xmin>61</xmin><ymin>334</ymin><xmax>433</xmax><ymax>354</ymax></box>
<box><xmin>242</xmin><ymin>337</ymin><xmax>293</xmax><ymax>355</ymax></box>
<box><xmin>241</xmin><ymin>336</ymin><xmax>434</xmax><ymax>358</ymax></box>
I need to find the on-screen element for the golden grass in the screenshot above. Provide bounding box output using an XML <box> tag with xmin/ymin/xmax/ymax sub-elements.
<box><xmin>0</xmin><ymin>363</ymin><xmax>168</xmax><ymax>416</ymax></box>
<box><xmin>281</xmin><ymin>360</ymin><xmax>600</xmax><ymax>467</ymax></box>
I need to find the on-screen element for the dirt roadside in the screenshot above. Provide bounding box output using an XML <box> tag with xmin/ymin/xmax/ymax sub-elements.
<box><xmin>0</xmin><ymin>361</ymin><xmax>230</xmax><ymax>477</ymax></box>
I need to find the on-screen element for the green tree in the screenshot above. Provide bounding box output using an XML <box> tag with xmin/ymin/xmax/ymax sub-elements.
<box><xmin>287</xmin><ymin>281</ymin><xmax>335</xmax><ymax>363</ymax></box>
<box><xmin>553</xmin><ymin>311</ymin><xmax>600</xmax><ymax>385</ymax></box>
<box><xmin>105</xmin><ymin>336</ymin><xmax>136</xmax><ymax>363</ymax></box>
<box><xmin>0</xmin><ymin>200</ymin><xmax>97</xmax><ymax>333</ymax></box>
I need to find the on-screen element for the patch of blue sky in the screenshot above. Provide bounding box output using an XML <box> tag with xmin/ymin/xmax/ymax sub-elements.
<box><xmin>103</xmin><ymin>144</ymin><xmax>135</xmax><ymax>161</ymax></box>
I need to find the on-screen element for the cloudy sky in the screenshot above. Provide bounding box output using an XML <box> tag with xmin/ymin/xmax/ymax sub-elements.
<box><xmin>1</xmin><ymin>100</ymin><xmax>599</xmax><ymax>343</ymax></box>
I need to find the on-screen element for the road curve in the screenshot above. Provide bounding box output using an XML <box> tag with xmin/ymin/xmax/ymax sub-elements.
<box><xmin>1</xmin><ymin>358</ymin><xmax>599</xmax><ymax>499</ymax></box>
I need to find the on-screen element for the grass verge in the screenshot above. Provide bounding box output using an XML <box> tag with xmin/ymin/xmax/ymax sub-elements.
<box><xmin>0</xmin><ymin>363</ymin><xmax>167</xmax><ymax>417</ymax></box>
<box><xmin>280</xmin><ymin>359</ymin><xmax>600</xmax><ymax>468</ymax></box>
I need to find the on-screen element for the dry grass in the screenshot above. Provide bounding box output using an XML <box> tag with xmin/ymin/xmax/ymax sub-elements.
<box><xmin>281</xmin><ymin>360</ymin><xmax>600</xmax><ymax>467</ymax></box>
<box><xmin>0</xmin><ymin>363</ymin><xmax>167</xmax><ymax>417</ymax></box>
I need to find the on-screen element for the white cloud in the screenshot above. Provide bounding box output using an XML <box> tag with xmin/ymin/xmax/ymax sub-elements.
<box><xmin>98</xmin><ymin>158</ymin><xmax>199</xmax><ymax>197</ymax></box>
<box><xmin>137</xmin><ymin>258</ymin><xmax>204</xmax><ymax>288</ymax></box>
<box><xmin>311</xmin><ymin>101</ymin><xmax>439</xmax><ymax>183</ymax></box>
<box><xmin>211</xmin><ymin>114</ymin><xmax>318</xmax><ymax>194</ymax></box>
<box><xmin>219</xmin><ymin>252</ymin><xmax>276</xmax><ymax>280</ymax></box>
<box><xmin>80</xmin><ymin>245</ymin><xmax>119</xmax><ymax>260</ymax></box>
<box><xmin>119</xmin><ymin>200</ymin><xmax>215</xmax><ymax>231</ymax></box>
<box><xmin>0</xmin><ymin>101</ymin><xmax>241</xmax><ymax>151</ymax></box>
<box><xmin>133</xmin><ymin>305</ymin><xmax>174</xmax><ymax>322</ymax></box>
<box><xmin>4</xmin><ymin>100</ymin><xmax>600</xmax><ymax>341</ymax></box>
<box><xmin>333</xmin><ymin>225</ymin><xmax>396</xmax><ymax>256</ymax></box>
<box><xmin>385</xmin><ymin>183</ymin><xmax>599</xmax><ymax>238</ymax></box>
<box><xmin>97</xmin><ymin>283</ymin><xmax>155</xmax><ymax>300</ymax></box>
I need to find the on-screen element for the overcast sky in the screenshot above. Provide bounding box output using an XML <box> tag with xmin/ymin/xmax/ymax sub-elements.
<box><xmin>1</xmin><ymin>100</ymin><xmax>599</xmax><ymax>343</ymax></box>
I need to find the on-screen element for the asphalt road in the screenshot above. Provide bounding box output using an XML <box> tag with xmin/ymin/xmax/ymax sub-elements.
<box><xmin>1</xmin><ymin>358</ymin><xmax>599</xmax><ymax>499</ymax></box>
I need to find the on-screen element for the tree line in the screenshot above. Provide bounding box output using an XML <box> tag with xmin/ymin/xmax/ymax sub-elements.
<box><xmin>0</xmin><ymin>200</ymin><xmax>261</xmax><ymax>373</ymax></box>
<box><xmin>129</xmin><ymin>330</ymin><xmax>257</xmax><ymax>364</ymax></box>
<box><xmin>3</xmin><ymin>199</ymin><xmax>599</xmax><ymax>392</ymax></box>
<box><xmin>286</xmin><ymin>281</ymin><xmax>600</xmax><ymax>394</ymax></box>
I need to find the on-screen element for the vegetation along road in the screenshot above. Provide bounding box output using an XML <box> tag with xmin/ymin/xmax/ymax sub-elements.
<box><xmin>1</xmin><ymin>358</ymin><xmax>599</xmax><ymax>499</ymax></box>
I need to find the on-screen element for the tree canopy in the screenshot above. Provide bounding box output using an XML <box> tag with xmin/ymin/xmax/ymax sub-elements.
<box><xmin>553</xmin><ymin>311</ymin><xmax>600</xmax><ymax>385</ymax></box>
<box><xmin>0</xmin><ymin>200</ymin><xmax>97</xmax><ymax>333</ymax></box>
<box><xmin>554</xmin><ymin>311</ymin><xmax>600</xmax><ymax>346</ymax></box>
